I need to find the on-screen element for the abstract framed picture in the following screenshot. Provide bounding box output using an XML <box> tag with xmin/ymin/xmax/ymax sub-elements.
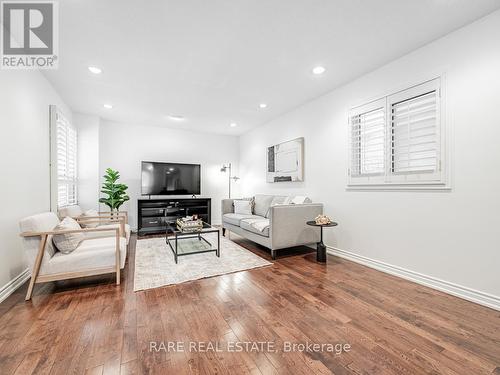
<box><xmin>266</xmin><ymin>137</ymin><xmax>304</xmax><ymax>183</ymax></box>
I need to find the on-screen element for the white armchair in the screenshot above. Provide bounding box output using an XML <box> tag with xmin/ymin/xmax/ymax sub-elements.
<box><xmin>58</xmin><ymin>205</ymin><xmax>131</xmax><ymax>244</ymax></box>
<box><xmin>19</xmin><ymin>212</ymin><xmax>127</xmax><ymax>301</ymax></box>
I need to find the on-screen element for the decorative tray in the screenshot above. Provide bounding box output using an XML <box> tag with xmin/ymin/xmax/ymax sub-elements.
<box><xmin>176</xmin><ymin>218</ymin><xmax>203</xmax><ymax>232</ymax></box>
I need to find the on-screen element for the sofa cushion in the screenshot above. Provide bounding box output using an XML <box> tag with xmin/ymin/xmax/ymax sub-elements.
<box><xmin>240</xmin><ymin>218</ymin><xmax>270</xmax><ymax>237</ymax></box>
<box><xmin>223</xmin><ymin>213</ymin><xmax>263</xmax><ymax>227</ymax></box>
<box><xmin>41</xmin><ymin>236</ymin><xmax>127</xmax><ymax>276</ymax></box>
<box><xmin>52</xmin><ymin>217</ymin><xmax>85</xmax><ymax>254</ymax></box>
<box><xmin>253</xmin><ymin>194</ymin><xmax>274</xmax><ymax>217</ymax></box>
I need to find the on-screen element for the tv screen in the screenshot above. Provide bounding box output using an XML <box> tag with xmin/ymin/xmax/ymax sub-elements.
<box><xmin>141</xmin><ymin>162</ymin><xmax>201</xmax><ymax>195</ymax></box>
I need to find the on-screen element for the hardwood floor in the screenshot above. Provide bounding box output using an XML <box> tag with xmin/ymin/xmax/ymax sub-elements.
<box><xmin>1</xmin><ymin>233</ymin><xmax>499</xmax><ymax>374</ymax></box>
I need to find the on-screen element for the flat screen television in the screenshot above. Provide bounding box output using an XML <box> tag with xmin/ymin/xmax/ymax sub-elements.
<box><xmin>141</xmin><ymin>161</ymin><xmax>201</xmax><ymax>196</ymax></box>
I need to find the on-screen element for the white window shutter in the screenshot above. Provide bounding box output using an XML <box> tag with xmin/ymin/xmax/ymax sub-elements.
<box><xmin>53</xmin><ymin>109</ymin><xmax>77</xmax><ymax>208</ymax></box>
<box><xmin>387</xmin><ymin>78</ymin><xmax>442</xmax><ymax>183</ymax></box>
<box><xmin>349</xmin><ymin>99</ymin><xmax>386</xmax><ymax>185</ymax></box>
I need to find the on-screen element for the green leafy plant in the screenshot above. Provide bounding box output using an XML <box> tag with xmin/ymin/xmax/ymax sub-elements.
<box><xmin>99</xmin><ymin>168</ymin><xmax>130</xmax><ymax>212</ymax></box>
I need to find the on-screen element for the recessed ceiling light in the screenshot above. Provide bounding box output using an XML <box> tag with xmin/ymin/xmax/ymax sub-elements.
<box><xmin>259</xmin><ymin>103</ymin><xmax>267</xmax><ymax>109</ymax></box>
<box><xmin>167</xmin><ymin>114</ymin><xmax>185</xmax><ymax>121</ymax></box>
<box><xmin>230</xmin><ymin>122</ymin><xmax>237</xmax><ymax>128</ymax></box>
<box><xmin>103</xmin><ymin>104</ymin><xmax>113</xmax><ymax>109</ymax></box>
<box><xmin>88</xmin><ymin>66</ymin><xmax>102</xmax><ymax>74</ymax></box>
<box><xmin>312</xmin><ymin>66</ymin><xmax>326</xmax><ymax>75</ymax></box>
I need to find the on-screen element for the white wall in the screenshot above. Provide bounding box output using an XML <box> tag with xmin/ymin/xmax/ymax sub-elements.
<box><xmin>239</xmin><ymin>11</ymin><xmax>500</xmax><ymax>301</ymax></box>
<box><xmin>0</xmin><ymin>70</ymin><xmax>72</xmax><ymax>292</ymax></box>
<box><xmin>99</xmin><ymin>121</ymin><xmax>240</xmax><ymax>229</ymax></box>
<box><xmin>75</xmin><ymin>113</ymin><xmax>100</xmax><ymax>210</ymax></box>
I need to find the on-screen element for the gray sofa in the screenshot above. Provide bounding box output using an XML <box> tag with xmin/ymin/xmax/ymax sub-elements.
<box><xmin>221</xmin><ymin>194</ymin><xmax>323</xmax><ymax>259</ymax></box>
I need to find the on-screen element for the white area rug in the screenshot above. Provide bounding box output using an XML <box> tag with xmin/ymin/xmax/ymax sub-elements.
<box><xmin>134</xmin><ymin>233</ymin><xmax>272</xmax><ymax>291</ymax></box>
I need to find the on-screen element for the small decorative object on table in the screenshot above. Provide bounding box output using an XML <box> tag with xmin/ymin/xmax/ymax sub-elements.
<box><xmin>306</xmin><ymin>218</ymin><xmax>338</xmax><ymax>263</ymax></box>
<box><xmin>176</xmin><ymin>216</ymin><xmax>203</xmax><ymax>233</ymax></box>
<box><xmin>315</xmin><ymin>214</ymin><xmax>332</xmax><ymax>225</ymax></box>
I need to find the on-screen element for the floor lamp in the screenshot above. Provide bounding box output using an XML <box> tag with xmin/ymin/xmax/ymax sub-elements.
<box><xmin>220</xmin><ymin>163</ymin><xmax>239</xmax><ymax>198</ymax></box>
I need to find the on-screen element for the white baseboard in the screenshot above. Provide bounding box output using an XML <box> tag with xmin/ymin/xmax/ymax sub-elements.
<box><xmin>0</xmin><ymin>268</ymin><xmax>30</xmax><ymax>304</ymax></box>
<box><xmin>327</xmin><ymin>246</ymin><xmax>500</xmax><ymax>312</ymax></box>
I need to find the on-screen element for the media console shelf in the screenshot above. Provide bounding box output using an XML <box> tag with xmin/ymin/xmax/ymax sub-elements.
<box><xmin>138</xmin><ymin>198</ymin><xmax>211</xmax><ymax>236</ymax></box>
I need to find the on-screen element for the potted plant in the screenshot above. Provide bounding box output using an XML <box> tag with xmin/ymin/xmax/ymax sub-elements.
<box><xmin>99</xmin><ymin>168</ymin><xmax>130</xmax><ymax>216</ymax></box>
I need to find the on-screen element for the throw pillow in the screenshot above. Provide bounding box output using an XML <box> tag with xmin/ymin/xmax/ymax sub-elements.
<box><xmin>265</xmin><ymin>196</ymin><xmax>287</xmax><ymax>218</ymax></box>
<box><xmin>290</xmin><ymin>196</ymin><xmax>310</xmax><ymax>204</ymax></box>
<box><xmin>253</xmin><ymin>195</ymin><xmax>274</xmax><ymax>217</ymax></box>
<box><xmin>242</xmin><ymin>197</ymin><xmax>255</xmax><ymax>211</ymax></box>
<box><xmin>234</xmin><ymin>200</ymin><xmax>253</xmax><ymax>215</ymax></box>
<box><xmin>80</xmin><ymin>209</ymin><xmax>99</xmax><ymax>228</ymax></box>
<box><xmin>52</xmin><ymin>217</ymin><xmax>84</xmax><ymax>254</ymax></box>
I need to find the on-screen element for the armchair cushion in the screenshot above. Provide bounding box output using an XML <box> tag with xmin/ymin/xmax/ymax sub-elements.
<box><xmin>80</xmin><ymin>209</ymin><xmax>99</xmax><ymax>228</ymax></box>
<box><xmin>19</xmin><ymin>212</ymin><xmax>60</xmax><ymax>261</ymax></box>
<box><xmin>58</xmin><ymin>206</ymin><xmax>130</xmax><ymax>243</ymax></box>
<box><xmin>88</xmin><ymin>223</ymin><xmax>131</xmax><ymax>244</ymax></box>
<box><xmin>58</xmin><ymin>205</ymin><xmax>84</xmax><ymax>219</ymax></box>
<box><xmin>41</xmin><ymin>236</ymin><xmax>127</xmax><ymax>276</ymax></box>
<box><xmin>52</xmin><ymin>217</ymin><xmax>85</xmax><ymax>254</ymax></box>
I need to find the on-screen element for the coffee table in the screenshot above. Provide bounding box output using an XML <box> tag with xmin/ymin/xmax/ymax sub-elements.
<box><xmin>165</xmin><ymin>221</ymin><xmax>220</xmax><ymax>264</ymax></box>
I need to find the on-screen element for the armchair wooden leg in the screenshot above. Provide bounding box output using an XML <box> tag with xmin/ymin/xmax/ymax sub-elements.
<box><xmin>26</xmin><ymin>234</ymin><xmax>47</xmax><ymax>301</ymax></box>
<box><xmin>116</xmin><ymin>231</ymin><xmax>121</xmax><ymax>285</ymax></box>
<box><xmin>271</xmin><ymin>250</ymin><xmax>277</xmax><ymax>260</ymax></box>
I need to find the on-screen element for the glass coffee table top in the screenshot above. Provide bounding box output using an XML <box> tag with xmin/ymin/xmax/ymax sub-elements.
<box><xmin>166</xmin><ymin>221</ymin><xmax>216</xmax><ymax>234</ymax></box>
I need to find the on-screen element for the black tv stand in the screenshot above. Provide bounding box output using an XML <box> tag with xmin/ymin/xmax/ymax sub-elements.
<box><xmin>137</xmin><ymin>197</ymin><xmax>211</xmax><ymax>237</ymax></box>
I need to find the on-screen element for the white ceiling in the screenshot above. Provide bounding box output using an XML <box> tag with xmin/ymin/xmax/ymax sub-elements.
<box><xmin>44</xmin><ymin>0</ymin><xmax>500</xmax><ymax>135</ymax></box>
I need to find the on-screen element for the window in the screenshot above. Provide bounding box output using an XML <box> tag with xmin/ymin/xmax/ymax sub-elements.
<box><xmin>50</xmin><ymin>106</ymin><xmax>77</xmax><ymax>209</ymax></box>
<box><xmin>348</xmin><ymin>78</ymin><xmax>446</xmax><ymax>188</ymax></box>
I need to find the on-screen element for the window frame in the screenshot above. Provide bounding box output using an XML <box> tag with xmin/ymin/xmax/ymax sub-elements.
<box><xmin>347</xmin><ymin>76</ymin><xmax>449</xmax><ymax>190</ymax></box>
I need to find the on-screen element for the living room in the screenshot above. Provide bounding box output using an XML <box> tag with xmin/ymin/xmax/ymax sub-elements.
<box><xmin>1</xmin><ymin>1</ymin><xmax>500</xmax><ymax>374</ymax></box>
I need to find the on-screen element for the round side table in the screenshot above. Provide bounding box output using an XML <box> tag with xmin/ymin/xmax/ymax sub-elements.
<box><xmin>306</xmin><ymin>221</ymin><xmax>338</xmax><ymax>263</ymax></box>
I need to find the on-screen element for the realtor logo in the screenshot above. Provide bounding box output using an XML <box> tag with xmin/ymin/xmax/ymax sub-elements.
<box><xmin>1</xmin><ymin>1</ymin><xmax>58</xmax><ymax>69</ymax></box>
